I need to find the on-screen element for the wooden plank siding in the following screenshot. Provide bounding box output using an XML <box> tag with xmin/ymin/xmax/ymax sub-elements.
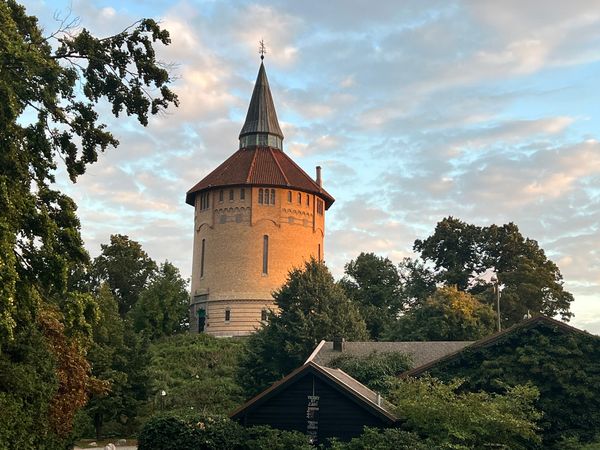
<box><xmin>233</xmin><ymin>365</ymin><xmax>394</xmax><ymax>443</ymax></box>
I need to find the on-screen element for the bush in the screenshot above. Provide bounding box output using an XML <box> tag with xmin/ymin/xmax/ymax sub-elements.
<box><xmin>137</xmin><ymin>414</ymin><xmax>311</xmax><ymax>450</ymax></box>
<box><xmin>329</xmin><ymin>427</ymin><xmax>430</xmax><ymax>450</ymax></box>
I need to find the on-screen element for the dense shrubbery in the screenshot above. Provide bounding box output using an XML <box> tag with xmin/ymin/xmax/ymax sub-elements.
<box><xmin>137</xmin><ymin>414</ymin><xmax>311</xmax><ymax>450</ymax></box>
<box><xmin>328</xmin><ymin>351</ymin><xmax>412</xmax><ymax>394</ymax></box>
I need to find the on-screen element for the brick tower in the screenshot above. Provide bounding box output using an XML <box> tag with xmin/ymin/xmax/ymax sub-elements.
<box><xmin>186</xmin><ymin>60</ymin><xmax>334</xmax><ymax>336</ymax></box>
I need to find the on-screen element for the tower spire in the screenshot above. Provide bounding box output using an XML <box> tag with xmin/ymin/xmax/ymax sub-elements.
<box><xmin>239</xmin><ymin>46</ymin><xmax>284</xmax><ymax>150</ymax></box>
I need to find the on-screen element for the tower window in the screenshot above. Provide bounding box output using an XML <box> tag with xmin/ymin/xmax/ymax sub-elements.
<box><xmin>200</xmin><ymin>192</ymin><xmax>210</xmax><ymax>210</ymax></box>
<box><xmin>219</xmin><ymin>190</ymin><xmax>224</xmax><ymax>202</ymax></box>
<box><xmin>197</xmin><ymin>308</ymin><xmax>206</xmax><ymax>333</ymax></box>
<box><xmin>258</xmin><ymin>188</ymin><xmax>264</xmax><ymax>204</ymax></box>
<box><xmin>287</xmin><ymin>191</ymin><xmax>292</xmax><ymax>202</ymax></box>
<box><xmin>317</xmin><ymin>199</ymin><xmax>324</xmax><ymax>215</ymax></box>
<box><xmin>261</xmin><ymin>309</ymin><xmax>268</xmax><ymax>322</ymax></box>
<box><xmin>262</xmin><ymin>235</ymin><xmax>269</xmax><ymax>274</ymax></box>
<box><xmin>225</xmin><ymin>308</ymin><xmax>231</xmax><ymax>322</ymax></box>
<box><xmin>270</xmin><ymin>189</ymin><xmax>275</xmax><ymax>205</ymax></box>
<box><xmin>240</xmin><ymin>188</ymin><xmax>245</xmax><ymax>200</ymax></box>
<box><xmin>318</xmin><ymin>244</ymin><xmax>321</xmax><ymax>262</ymax></box>
<box><xmin>297</xmin><ymin>193</ymin><xmax>301</xmax><ymax>204</ymax></box>
<box><xmin>229</xmin><ymin>189</ymin><xmax>234</xmax><ymax>201</ymax></box>
<box><xmin>307</xmin><ymin>195</ymin><xmax>310</xmax><ymax>207</ymax></box>
<box><xmin>200</xmin><ymin>239</ymin><xmax>206</xmax><ymax>278</ymax></box>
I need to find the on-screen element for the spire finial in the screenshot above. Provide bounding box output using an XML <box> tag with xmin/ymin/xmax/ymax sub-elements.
<box><xmin>259</xmin><ymin>39</ymin><xmax>266</xmax><ymax>61</ymax></box>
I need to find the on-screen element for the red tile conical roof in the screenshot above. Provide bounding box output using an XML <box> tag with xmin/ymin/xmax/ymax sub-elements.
<box><xmin>185</xmin><ymin>147</ymin><xmax>334</xmax><ymax>208</ymax></box>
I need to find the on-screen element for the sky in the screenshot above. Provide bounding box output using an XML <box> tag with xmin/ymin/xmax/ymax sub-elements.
<box><xmin>25</xmin><ymin>0</ymin><xmax>600</xmax><ymax>333</ymax></box>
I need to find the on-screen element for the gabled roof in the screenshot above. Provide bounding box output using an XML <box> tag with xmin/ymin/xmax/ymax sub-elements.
<box><xmin>229</xmin><ymin>361</ymin><xmax>396</xmax><ymax>424</ymax></box>
<box><xmin>307</xmin><ymin>340</ymin><xmax>473</xmax><ymax>369</ymax></box>
<box><xmin>401</xmin><ymin>315</ymin><xmax>598</xmax><ymax>378</ymax></box>
<box><xmin>239</xmin><ymin>62</ymin><xmax>283</xmax><ymax>140</ymax></box>
<box><xmin>185</xmin><ymin>146</ymin><xmax>335</xmax><ymax>208</ymax></box>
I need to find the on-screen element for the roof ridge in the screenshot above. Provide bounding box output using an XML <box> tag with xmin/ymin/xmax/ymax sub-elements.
<box><xmin>269</xmin><ymin>147</ymin><xmax>289</xmax><ymax>185</ymax></box>
<box><xmin>246</xmin><ymin>148</ymin><xmax>258</xmax><ymax>183</ymax></box>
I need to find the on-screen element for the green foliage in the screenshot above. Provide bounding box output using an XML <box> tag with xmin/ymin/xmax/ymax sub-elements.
<box><xmin>387</xmin><ymin>377</ymin><xmax>541</xmax><ymax>449</ymax></box>
<box><xmin>329</xmin><ymin>427</ymin><xmax>429</xmax><ymax>450</ymax></box>
<box><xmin>130</xmin><ymin>261</ymin><xmax>189</xmax><ymax>339</ymax></box>
<box><xmin>328</xmin><ymin>351</ymin><xmax>412</xmax><ymax>394</ymax></box>
<box><xmin>413</xmin><ymin>217</ymin><xmax>573</xmax><ymax>326</ymax></box>
<box><xmin>397</xmin><ymin>257</ymin><xmax>436</xmax><ymax>308</ymax></box>
<box><xmin>0</xmin><ymin>0</ymin><xmax>176</xmax><ymax>446</ymax></box>
<box><xmin>425</xmin><ymin>321</ymin><xmax>600</xmax><ymax>446</ymax></box>
<box><xmin>237</xmin><ymin>259</ymin><xmax>368</xmax><ymax>397</ymax></box>
<box><xmin>146</xmin><ymin>333</ymin><xmax>245</xmax><ymax>417</ymax></box>
<box><xmin>385</xmin><ymin>286</ymin><xmax>496</xmax><ymax>341</ymax></box>
<box><xmin>137</xmin><ymin>414</ymin><xmax>311</xmax><ymax>450</ymax></box>
<box><xmin>93</xmin><ymin>234</ymin><xmax>158</xmax><ymax>316</ymax></box>
<box><xmin>341</xmin><ymin>252</ymin><xmax>402</xmax><ymax>340</ymax></box>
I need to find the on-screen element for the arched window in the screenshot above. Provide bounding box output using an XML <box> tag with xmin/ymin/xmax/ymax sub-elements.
<box><xmin>219</xmin><ymin>190</ymin><xmax>224</xmax><ymax>202</ymax></box>
<box><xmin>287</xmin><ymin>191</ymin><xmax>292</xmax><ymax>202</ymax></box>
<box><xmin>270</xmin><ymin>189</ymin><xmax>275</xmax><ymax>205</ymax></box>
<box><xmin>258</xmin><ymin>188</ymin><xmax>264</xmax><ymax>204</ymax></box>
<box><xmin>229</xmin><ymin>189</ymin><xmax>234</xmax><ymax>201</ymax></box>
<box><xmin>240</xmin><ymin>188</ymin><xmax>245</xmax><ymax>200</ymax></box>
<box><xmin>262</xmin><ymin>235</ymin><xmax>269</xmax><ymax>274</ymax></box>
<box><xmin>297</xmin><ymin>192</ymin><xmax>301</xmax><ymax>204</ymax></box>
<box><xmin>200</xmin><ymin>239</ymin><xmax>206</xmax><ymax>278</ymax></box>
<box><xmin>307</xmin><ymin>195</ymin><xmax>310</xmax><ymax>207</ymax></box>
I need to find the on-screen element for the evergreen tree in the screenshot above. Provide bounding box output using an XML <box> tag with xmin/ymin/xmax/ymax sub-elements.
<box><xmin>238</xmin><ymin>259</ymin><xmax>368</xmax><ymax>397</ymax></box>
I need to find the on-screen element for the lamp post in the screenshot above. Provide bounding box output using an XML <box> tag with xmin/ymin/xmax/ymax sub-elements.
<box><xmin>160</xmin><ymin>389</ymin><xmax>167</xmax><ymax>411</ymax></box>
<box><xmin>491</xmin><ymin>275</ymin><xmax>501</xmax><ymax>332</ymax></box>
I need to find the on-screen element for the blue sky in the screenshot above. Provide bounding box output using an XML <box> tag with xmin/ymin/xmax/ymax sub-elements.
<box><xmin>26</xmin><ymin>0</ymin><xmax>600</xmax><ymax>332</ymax></box>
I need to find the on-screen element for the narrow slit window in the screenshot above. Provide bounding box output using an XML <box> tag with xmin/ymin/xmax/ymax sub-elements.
<box><xmin>287</xmin><ymin>191</ymin><xmax>292</xmax><ymax>202</ymax></box>
<box><xmin>297</xmin><ymin>192</ymin><xmax>302</xmax><ymax>204</ymax></box>
<box><xmin>270</xmin><ymin>189</ymin><xmax>275</xmax><ymax>205</ymax></box>
<box><xmin>229</xmin><ymin>189</ymin><xmax>234</xmax><ymax>201</ymax></box>
<box><xmin>225</xmin><ymin>308</ymin><xmax>231</xmax><ymax>322</ymax></box>
<box><xmin>258</xmin><ymin>188</ymin><xmax>264</xmax><ymax>204</ymax></box>
<box><xmin>240</xmin><ymin>188</ymin><xmax>245</xmax><ymax>200</ymax></box>
<box><xmin>219</xmin><ymin>190</ymin><xmax>224</xmax><ymax>202</ymax></box>
<box><xmin>307</xmin><ymin>195</ymin><xmax>310</xmax><ymax>207</ymax></box>
<box><xmin>200</xmin><ymin>239</ymin><xmax>206</xmax><ymax>278</ymax></box>
<box><xmin>262</xmin><ymin>235</ymin><xmax>269</xmax><ymax>274</ymax></box>
<box><xmin>318</xmin><ymin>244</ymin><xmax>321</xmax><ymax>262</ymax></box>
<box><xmin>261</xmin><ymin>309</ymin><xmax>268</xmax><ymax>322</ymax></box>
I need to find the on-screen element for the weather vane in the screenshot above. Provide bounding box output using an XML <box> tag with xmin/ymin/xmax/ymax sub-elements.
<box><xmin>259</xmin><ymin>39</ymin><xmax>266</xmax><ymax>60</ymax></box>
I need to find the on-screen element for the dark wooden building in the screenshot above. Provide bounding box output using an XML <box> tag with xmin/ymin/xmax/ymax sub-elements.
<box><xmin>230</xmin><ymin>361</ymin><xmax>396</xmax><ymax>444</ymax></box>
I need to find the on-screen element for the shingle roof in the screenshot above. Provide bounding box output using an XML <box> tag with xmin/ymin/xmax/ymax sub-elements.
<box><xmin>308</xmin><ymin>340</ymin><xmax>473</xmax><ymax>369</ymax></box>
<box><xmin>239</xmin><ymin>62</ymin><xmax>283</xmax><ymax>140</ymax></box>
<box><xmin>229</xmin><ymin>361</ymin><xmax>396</xmax><ymax>423</ymax></box>
<box><xmin>185</xmin><ymin>146</ymin><xmax>335</xmax><ymax>207</ymax></box>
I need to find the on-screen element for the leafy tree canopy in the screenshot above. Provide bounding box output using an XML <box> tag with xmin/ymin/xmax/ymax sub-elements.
<box><xmin>414</xmin><ymin>217</ymin><xmax>573</xmax><ymax>326</ymax></box>
<box><xmin>328</xmin><ymin>350</ymin><xmax>412</xmax><ymax>394</ymax></box>
<box><xmin>130</xmin><ymin>261</ymin><xmax>189</xmax><ymax>340</ymax></box>
<box><xmin>425</xmin><ymin>320</ymin><xmax>600</xmax><ymax>446</ymax></box>
<box><xmin>0</xmin><ymin>1</ymin><xmax>177</xmax><ymax>446</ymax></box>
<box><xmin>385</xmin><ymin>286</ymin><xmax>496</xmax><ymax>341</ymax></box>
<box><xmin>341</xmin><ymin>252</ymin><xmax>402</xmax><ymax>340</ymax></box>
<box><xmin>387</xmin><ymin>377</ymin><xmax>541</xmax><ymax>450</ymax></box>
<box><xmin>93</xmin><ymin>234</ymin><xmax>158</xmax><ymax>316</ymax></box>
<box><xmin>237</xmin><ymin>259</ymin><xmax>368</xmax><ymax>397</ymax></box>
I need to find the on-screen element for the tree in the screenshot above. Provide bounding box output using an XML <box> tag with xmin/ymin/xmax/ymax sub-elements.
<box><xmin>0</xmin><ymin>1</ymin><xmax>177</xmax><ymax>446</ymax></box>
<box><xmin>385</xmin><ymin>286</ymin><xmax>496</xmax><ymax>341</ymax></box>
<box><xmin>397</xmin><ymin>257</ymin><xmax>436</xmax><ymax>309</ymax></box>
<box><xmin>237</xmin><ymin>259</ymin><xmax>368</xmax><ymax>397</ymax></box>
<box><xmin>413</xmin><ymin>217</ymin><xmax>574</xmax><ymax>326</ymax></box>
<box><xmin>130</xmin><ymin>261</ymin><xmax>189</xmax><ymax>339</ymax></box>
<box><xmin>93</xmin><ymin>234</ymin><xmax>158</xmax><ymax>316</ymax></box>
<box><xmin>341</xmin><ymin>253</ymin><xmax>402</xmax><ymax>340</ymax></box>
